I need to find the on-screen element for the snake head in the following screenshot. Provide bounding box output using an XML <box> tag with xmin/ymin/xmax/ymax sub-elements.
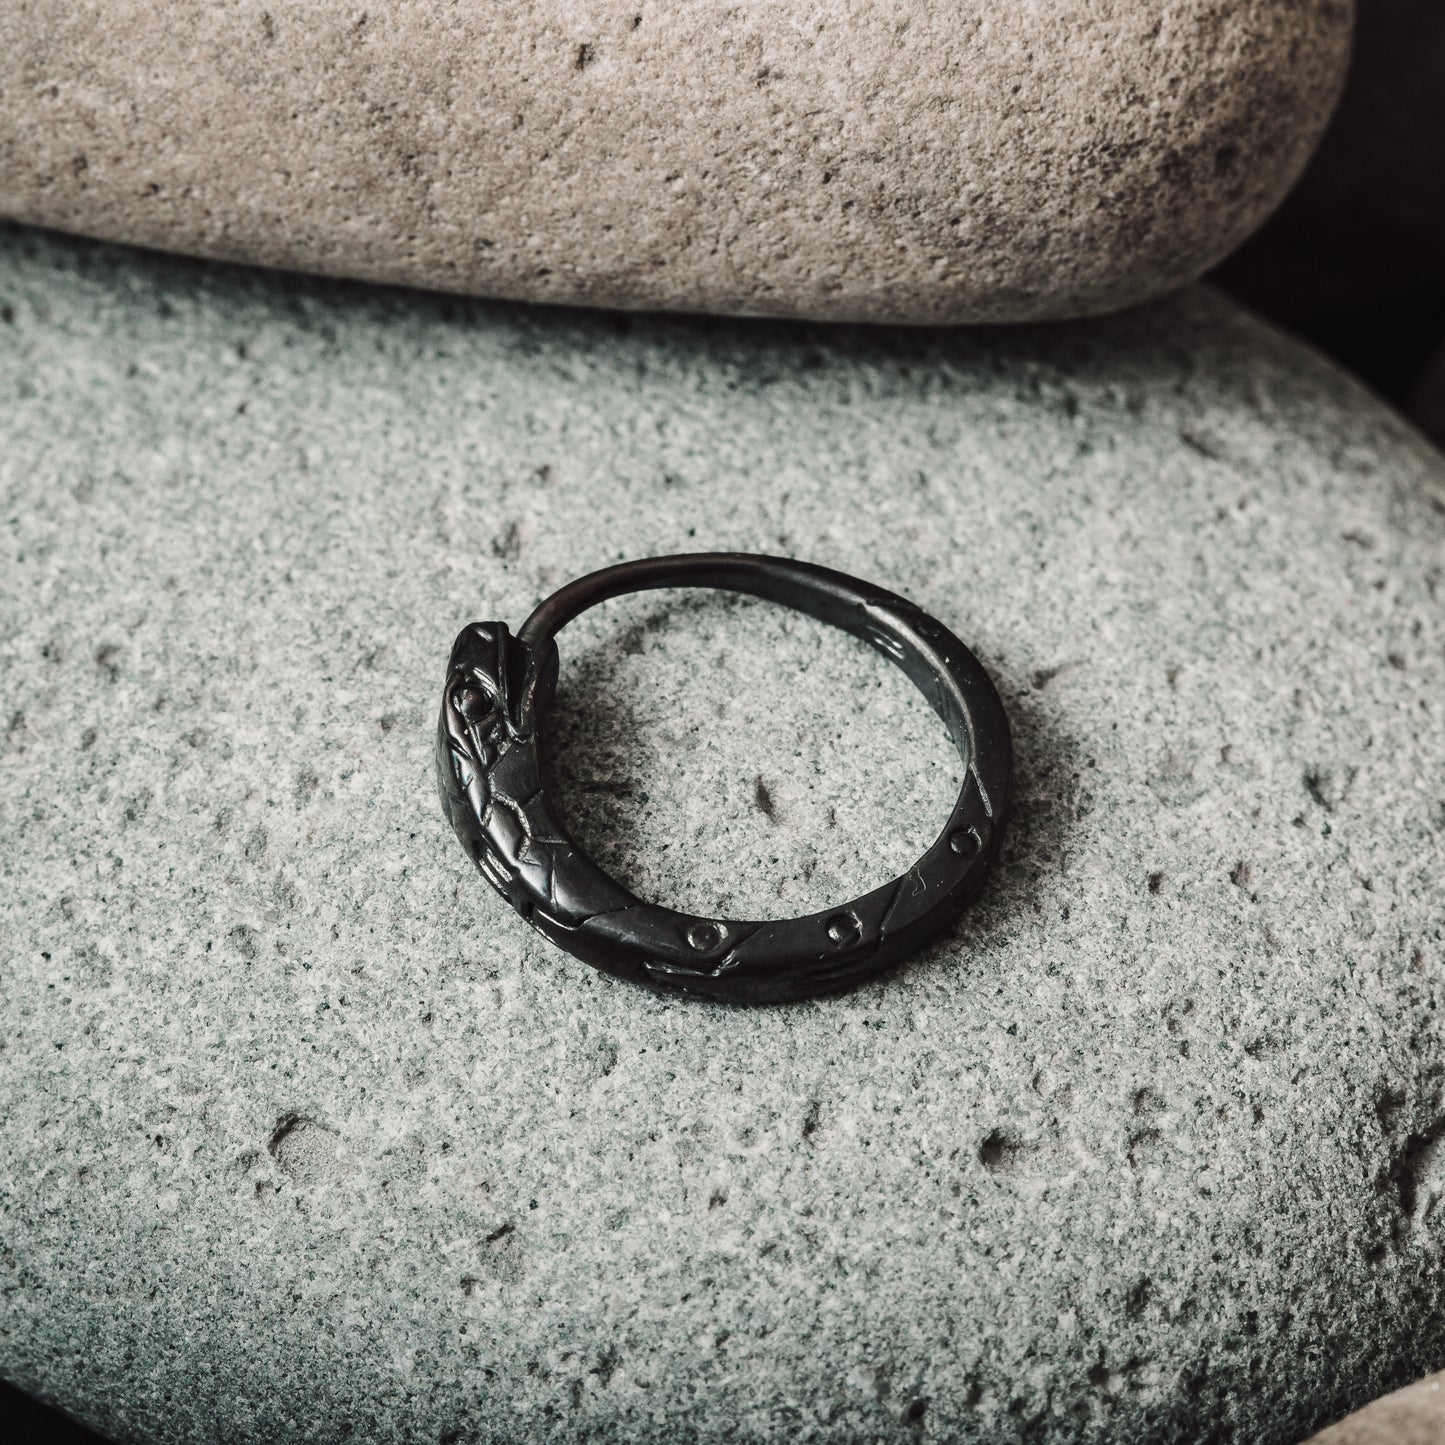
<box><xmin>443</xmin><ymin>621</ymin><xmax>559</xmax><ymax>746</ymax></box>
<box><xmin>436</xmin><ymin>619</ymin><xmax>566</xmax><ymax>909</ymax></box>
<box><xmin>437</xmin><ymin>619</ymin><xmax>559</xmax><ymax>838</ymax></box>
<box><xmin>444</xmin><ymin>623</ymin><xmax>511</xmax><ymax>753</ymax></box>
<box><xmin>435</xmin><ymin>621</ymin><xmax>515</xmax><ymax>839</ymax></box>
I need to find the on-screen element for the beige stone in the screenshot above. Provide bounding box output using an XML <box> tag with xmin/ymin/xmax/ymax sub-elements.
<box><xmin>0</xmin><ymin>0</ymin><xmax>1351</xmax><ymax>324</ymax></box>
<box><xmin>1303</xmin><ymin>1371</ymin><xmax>1445</xmax><ymax>1445</ymax></box>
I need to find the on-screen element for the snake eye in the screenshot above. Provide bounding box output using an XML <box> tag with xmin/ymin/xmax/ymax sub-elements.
<box><xmin>453</xmin><ymin>685</ymin><xmax>489</xmax><ymax>721</ymax></box>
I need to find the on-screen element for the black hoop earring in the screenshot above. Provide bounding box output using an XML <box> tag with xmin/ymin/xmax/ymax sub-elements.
<box><xmin>436</xmin><ymin>554</ymin><xmax>1012</xmax><ymax>1004</ymax></box>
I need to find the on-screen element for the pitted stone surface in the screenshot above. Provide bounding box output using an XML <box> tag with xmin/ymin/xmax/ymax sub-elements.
<box><xmin>1</xmin><ymin>226</ymin><xmax>1444</xmax><ymax>1444</ymax></box>
<box><xmin>0</xmin><ymin>0</ymin><xmax>1351</xmax><ymax>325</ymax></box>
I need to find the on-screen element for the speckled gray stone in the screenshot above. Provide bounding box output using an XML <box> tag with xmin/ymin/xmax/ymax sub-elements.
<box><xmin>0</xmin><ymin>0</ymin><xmax>1352</xmax><ymax>325</ymax></box>
<box><xmin>1</xmin><ymin>225</ymin><xmax>1444</xmax><ymax>1445</ymax></box>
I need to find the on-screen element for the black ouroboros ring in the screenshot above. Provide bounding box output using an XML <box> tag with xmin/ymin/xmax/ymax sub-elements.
<box><xmin>435</xmin><ymin>554</ymin><xmax>1012</xmax><ymax>1005</ymax></box>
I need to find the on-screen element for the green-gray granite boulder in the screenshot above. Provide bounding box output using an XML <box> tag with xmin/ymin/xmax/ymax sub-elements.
<box><xmin>1</xmin><ymin>226</ymin><xmax>1442</xmax><ymax>1444</ymax></box>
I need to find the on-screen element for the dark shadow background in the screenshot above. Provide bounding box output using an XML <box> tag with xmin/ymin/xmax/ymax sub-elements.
<box><xmin>1210</xmin><ymin>0</ymin><xmax>1445</xmax><ymax>450</ymax></box>
<box><xmin>1</xmin><ymin>1381</ymin><xmax>105</xmax><ymax>1443</ymax></box>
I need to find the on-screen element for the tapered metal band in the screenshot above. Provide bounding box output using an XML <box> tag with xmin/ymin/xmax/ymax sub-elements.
<box><xmin>436</xmin><ymin>554</ymin><xmax>1012</xmax><ymax>1004</ymax></box>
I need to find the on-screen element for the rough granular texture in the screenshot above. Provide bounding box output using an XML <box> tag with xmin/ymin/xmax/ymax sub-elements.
<box><xmin>0</xmin><ymin>0</ymin><xmax>1351</xmax><ymax>324</ymax></box>
<box><xmin>0</xmin><ymin>225</ymin><xmax>1443</xmax><ymax>1445</ymax></box>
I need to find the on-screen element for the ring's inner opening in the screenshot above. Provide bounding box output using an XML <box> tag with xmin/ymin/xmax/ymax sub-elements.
<box><xmin>539</xmin><ymin>589</ymin><xmax>966</xmax><ymax>921</ymax></box>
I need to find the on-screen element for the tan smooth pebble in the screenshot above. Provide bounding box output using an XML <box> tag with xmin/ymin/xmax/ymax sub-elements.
<box><xmin>0</xmin><ymin>0</ymin><xmax>1351</xmax><ymax>323</ymax></box>
<box><xmin>1304</xmin><ymin>1371</ymin><xmax>1445</xmax><ymax>1445</ymax></box>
